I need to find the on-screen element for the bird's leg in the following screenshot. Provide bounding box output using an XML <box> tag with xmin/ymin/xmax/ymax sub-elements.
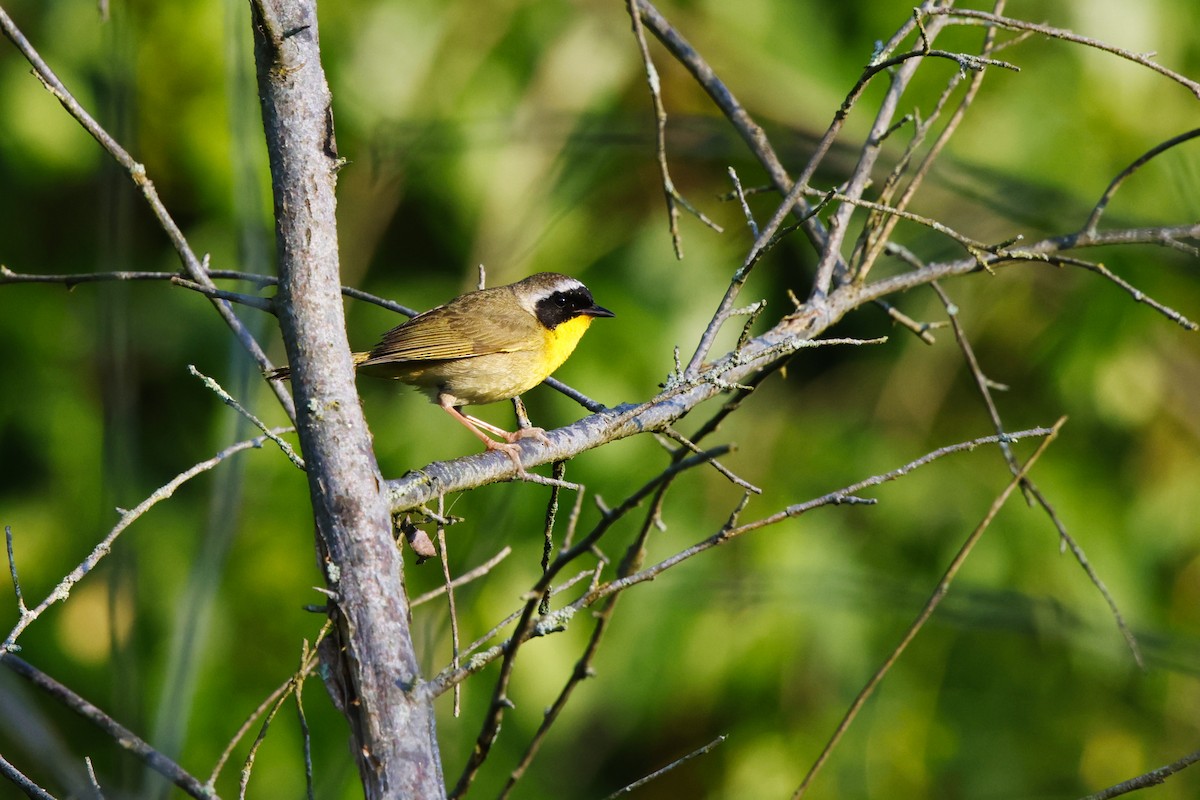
<box><xmin>439</xmin><ymin>400</ymin><xmax>541</xmax><ymax>472</ymax></box>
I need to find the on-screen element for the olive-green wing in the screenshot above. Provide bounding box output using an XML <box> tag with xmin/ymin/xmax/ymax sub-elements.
<box><xmin>359</xmin><ymin>300</ymin><xmax>539</xmax><ymax>365</ymax></box>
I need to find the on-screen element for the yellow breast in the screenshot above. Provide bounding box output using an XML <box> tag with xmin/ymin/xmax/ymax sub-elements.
<box><xmin>539</xmin><ymin>314</ymin><xmax>595</xmax><ymax>378</ymax></box>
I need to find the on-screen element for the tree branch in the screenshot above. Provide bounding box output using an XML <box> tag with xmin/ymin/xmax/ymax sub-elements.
<box><xmin>249</xmin><ymin>2</ymin><xmax>443</xmax><ymax>797</ymax></box>
<box><xmin>0</xmin><ymin>5</ymin><xmax>293</xmax><ymax>419</ymax></box>
<box><xmin>1</xmin><ymin>654</ymin><xmax>213</xmax><ymax>799</ymax></box>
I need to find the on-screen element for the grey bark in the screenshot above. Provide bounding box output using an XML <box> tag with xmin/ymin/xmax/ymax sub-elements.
<box><xmin>249</xmin><ymin>2</ymin><xmax>445</xmax><ymax>797</ymax></box>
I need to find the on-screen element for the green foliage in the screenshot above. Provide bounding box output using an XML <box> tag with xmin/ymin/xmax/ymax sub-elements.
<box><xmin>2</xmin><ymin>1</ymin><xmax>1199</xmax><ymax>798</ymax></box>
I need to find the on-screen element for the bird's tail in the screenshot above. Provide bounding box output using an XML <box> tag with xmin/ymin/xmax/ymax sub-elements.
<box><xmin>265</xmin><ymin>351</ymin><xmax>371</xmax><ymax>381</ymax></box>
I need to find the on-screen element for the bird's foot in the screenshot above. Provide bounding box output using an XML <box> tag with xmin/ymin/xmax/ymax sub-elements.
<box><xmin>505</xmin><ymin>425</ymin><xmax>551</xmax><ymax>447</ymax></box>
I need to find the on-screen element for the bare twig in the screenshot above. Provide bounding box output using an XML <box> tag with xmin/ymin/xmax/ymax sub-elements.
<box><xmin>1051</xmin><ymin>256</ymin><xmax>1198</xmax><ymax>330</ymax></box>
<box><xmin>0</xmin><ymin>753</ymin><xmax>58</xmax><ymax>800</ymax></box>
<box><xmin>0</xmin><ymin>265</ymin><xmax>420</xmax><ymax>317</ymax></box>
<box><xmin>633</xmin><ymin>0</ymin><xmax>828</xmax><ymax>253</ymax></box>
<box><xmin>435</xmin><ymin>496</ymin><xmax>462</xmax><ymax>717</ymax></box>
<box><xmin>411</xmin><ymin>547</ymin><xmax>513</xmax><ymax>607</ymax></box>
<box><xmin>1078</xmin><ymin>747</ymin><xmax>1200</xmax><ymax>800</ymax></box>
<box><xmin>926</xmin><ymin>7</ymin><xmax>1200</xmax><ymax>99</ymax></box>
<box><xmin>499</xmin><ymin>479</ymin><xmax>671</xmax><ymax>799</ymax></box>
<box><xmin>0</xmin><ymin>6</ymin><xmax>293</xmax><ymax>420</ymax></box>
<box><xmin>804</xmin><ymin>3</ymin><xmax>957</xmax><ymax>301</ymax></box>
<box><xmin>727</xmin><ymin>167</ymin><xmax>759</xmax><ymax>240</ymax></box>
<box><xmin>188</xmin><ymin>366</ymin><xmax>304</xmax><ymax>469</ymax></box>
<box><xmin>209</xmin><ymin>622</ymin><xmax>328</xmax><ymax>790</ymax></box>
<box><xmin>602</xmin><ymin>735</ymin><xmax>728</xmax><ymax>799</ymax></box>
<box><xmin>855</xmin><ymin>223</ymin><xmax>1200</xmax><ymax>307</ymax></box>
<box><xmin>2</xmin><ymin>265</ymin><xmax>616</xmax><ymax>413</ymax></box>
<box><xmin>429</xmin><ymin>427</ymin><xmax>1054</xmax><ymax>700</ymax></box>
<box><xmin>542</xmin><ymin>376</ymin><xmax>607</xmax><ymax>413</ymax></box>
<box><xmin>539</xmin><ymin>462</ymin><xmax>569</xmax><ymax>615</ymax></box>
<box><xmin>1023</xmin><ymin>485</ymin><xmax>1144</xmax><ymax>667</ymax></box>
<box><xmin>930</xmin><ymin>284</ymin><xmax>1143</xmax><ymax>664</ymax></box>
<box><xmin>625</xmin><ymin>0</ymin><xmax>722</xmax><ymax>259</ymax></box>
<box><xmin>1082</xmin><ymin>128</ymin><xmax>1200</xmax><ymax>234</ymax></box>
<box><xmin>0</xmin><ymin>654</ymin><xmax>213</xmax><ymax>799</ymax></box>
<box><xmin>238</xmin><ymin>679</ymin><xmax>292</xmax><ymax>800</ymax></box>
<box><xmin>591</xmin><ymin>428</ymin><xmax>1057</xmax><ymax>604</ymax></box>
<box><xmin>4</xmin><ymin>526</ymin><xmax>28</xmax><ymax>617</ymax></box>
<box><xmin>83</xmin><ymin>758</ymin><xmax>102</xmax><ymax>798</ymax></box>
<box><xmin>427</xmin><ymin>448</ymin><xmax>731</xmax><ymax>701</ymax></box>
<box><xmin>455</xmin><ymin>568</ymin><xmax>596</xmax><ymax>665</ymax></box>
<box><xmin>853</xmin><ymin>0</ymin><xmax>1006</xmax><ymax>282</ymax></box>
<box><xmin>931</xmin><ymin>282</ymin><xmax>1022</xmax><ymax>476</ymax></box>
<box><xmin>294</xmin><ymin>643</ymin><xmax>316</xmax><ymax>800</ymax></box>
<box><xmin>3</xmin><ymin>433</ymin><xmax>291</xmax><ymax>653</ymax></box>
<box><xmin>793</xmin><ymin>418</ymin><xmax>1066</xmax><ymax>798</ymax></box>
<box><xmin>659</xmin><ymin>427</ymin><xmax>760</xmax><ymax>494</ymax></box>
<box><xmin>170</xmin><ymin>277</ymin><xmax>276</xmax><ymax>312</ymax></box>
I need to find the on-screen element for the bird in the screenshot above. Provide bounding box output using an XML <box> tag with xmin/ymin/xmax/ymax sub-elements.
<box><xmin>269</xmin><ymin>272</ymin><xmax>614</xmax><ymax>468</ymax></box>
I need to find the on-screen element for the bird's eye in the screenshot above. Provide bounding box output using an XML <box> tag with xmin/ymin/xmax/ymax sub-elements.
<box><xmin>554</xmin><ymin>294</ymin><xmax>568</xmax><ymax>307</ymax></box>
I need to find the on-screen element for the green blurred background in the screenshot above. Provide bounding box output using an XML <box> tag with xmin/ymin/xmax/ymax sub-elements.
<box><xmin>2</xmin><ymin>0</ymin><xmax>1199</xmax><ymax>797</ymax></box>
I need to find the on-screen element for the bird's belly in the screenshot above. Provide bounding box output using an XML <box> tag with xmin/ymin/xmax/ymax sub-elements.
<box><xmin>388</xmin><ymin>350</ymin><xmax>552</xmax><ymax>406</ymax></box>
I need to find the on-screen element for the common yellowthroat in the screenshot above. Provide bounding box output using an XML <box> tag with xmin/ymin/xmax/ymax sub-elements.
<box><xmin>270</xmin><ymin>272</ymin><xmax>613</xmax><ymax>467</ymax></box>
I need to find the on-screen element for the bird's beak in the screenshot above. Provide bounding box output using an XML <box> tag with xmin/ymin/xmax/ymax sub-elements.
<box><xmin>582</xmin><ymin>304</ymin><xmax>615</xmax><ymax>318</ymax></box>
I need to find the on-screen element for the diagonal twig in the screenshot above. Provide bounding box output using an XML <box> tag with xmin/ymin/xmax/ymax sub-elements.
<box><xmin>0</xmin><ymin>6</ymin><xmax>294</xmax><ymax>420</ymax></box>
<box><xmin>793</xmin><ymin>417</ymin><xmax>1066</xmax><ymax>798</ymax></box>
<box><xmin>1</xmin><ymin>654</ymin><xmax>213</xmax><ymax>799</ymax></box>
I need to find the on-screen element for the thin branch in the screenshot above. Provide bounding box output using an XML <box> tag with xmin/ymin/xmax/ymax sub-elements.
<box><xmin>0</xmin><ymin>7</ymin><xmax>294</xmax><ymax>420</ymax></box>
<box><xmin>633</xmin><ymin>0</ymin><xmax>798</xmax><ymax>209</ymax></box>
<box><xmin>931</xmin><ymin>282</ymin><xmax>1023</xmax><ymax>476</ymax></box>
<box><xmin>209</xmin><ymin>621</ymin><xmax>329</xmax><ymax>789</ymax></box>
<box><xmin>1023</xmin><ymin>483</ymin><xmax>1144</xmax><ymax>667</ymax></box>
<box><xmin>410</xmin><ymin>547</ymin><xmax>513</xmax><ymax>607</ymax></box>
<box><xmin>0</xmin><ymin>753</ymin><xmax>58</xmax><ymax>800</ymax></box>
<box><xmin>426</xmin><ymin>448</ymin><xmax>731</xmax><ymax>699</ymax></box>
<box><xmin>0</xmin><ymin>654</ymin><xmax>213</xmax><ymax>799</ymax></box>
<box><xmin>454</xmin><ymin>569</ymin><xmax>596</xmax><ymax>666</ymax></box>
<box><xmin>0</xmin><ymin>266</ymin><xmax>420</xmax><ymax>317</ymax></box>
<box><xmin>1052</xmin><ymin>256</ymin><xmax>1198</xmax><ymax>331</ymax></box>
<box><xmin>927</xmin><ymin>7</ymin><xmax>1200</xmax><ymax>99</ymax></box>
<box><xmin>429</xmin><ymin>429</ymin><xmax>1053</xmax><ymax>692</ymax></box>
<box><xmin>602</xmin><ymin>735</ymin><xmax>728</xmax><ymax>799</ymax></box>
<box><xmin>854</xmin><ymin>223</ymin><xmax>1200</xmax><ymax>309</ymax></box>
<box><xmin>238</xmin><ymin>678</ymin><xmax>293</xmax><ymax>800</ymax></box>
<box><xmin>931</xmin><ymin>284</ymin><xmax>1143</xmax><ymax>665</ymax></box>
<box><xmin>170</xmin><ymin>277</ymin><xmax>276</xmax><ymax>313</ymax></box>
<box><xmin>542</xmin><ymin>377</ymin><xmax>607</xmax><ymax>413</ymax></box>
<box><xmin>3</xmin><ymin>433</ymin><xmax>290</xmax><ymax>653</ymax></box>
<box><xmin>793</xmin><ymin>417</ymin><xmax>1066</xmax><ymax>798</ymax></box>
<box><xmin>188</xmin><ymin>366</ymin><xmax>304</xmax><ymax>469</ymax></box>
<box><xmin>854</xmin><ymin>1</ymin><xmax>1006</xmax><ymax>282</ymax></box>
<box><xmin>294</xmin><ymin>643</ymin><xmax>316</xmax><ymax>800</ymax></box>
<box><xmin>1082</xmin><ymin>128</ymin><xmax>1200</xmax><ymax>234</ymax></box>
<box><xmin>539</xmin><ymin>462</ymin><xmax>569</xmax><ymax>615</ymax></box>
<box><xmin>435</xmin><ymin>496</ymin><xmax>462</xmax><ymax>717</ymax></box>
<box><xmin>499</xmin><ymin>479</ymin><xmax>672</xmax><ymax>799</ymax></box>
<box><xmin>871</xmin><ymin>297</ymin><xmax>941</xmax><ymax>345</ymax></box>
<box><xmin>625</xmin><ymin>0</ymin><xmax>722</xmax><ymax>259</ymax></box>
<box><xmin>727</xmin><ymin>167</ymin><xmax>759</xmax><ymax>240</ymax></box>
<box><xmin>4</xmin><ymin>526</ymin><xmax>28</xmax><ymax>617</ymax></box>
<box><xmin>83</xmin><ymin>758</ymin><xmax>102</xmax><ymax>797</ymax></box>
<box><xmin>1078</xmin><ymin>747</ymin><xmax>1200</xmax><ymax>800</ymax></box>
<box><xmin>679</xmin><ymin>2</ymin><xmax>966</xmax><ymax>374</ymax></box>
<box><xmin>659</xmin><ymin>427</ymin><xmax>760</xmax><ymax>494</ymax></box>
<box><xmin>590</xmin><ymin>428</ymin><xmax>1057</xmax><ymax>605</ymax></box>
<box><xmin>805</xmin><ymin>4</ymin><xmax>958</xmax><ymax>301</ymax></box>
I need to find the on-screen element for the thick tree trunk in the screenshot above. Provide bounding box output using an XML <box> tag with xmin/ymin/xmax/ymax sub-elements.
<box><xmin>249</xmin><ymin>2</ymin><xmax>444</xmax><ymax>797</ymax></box>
